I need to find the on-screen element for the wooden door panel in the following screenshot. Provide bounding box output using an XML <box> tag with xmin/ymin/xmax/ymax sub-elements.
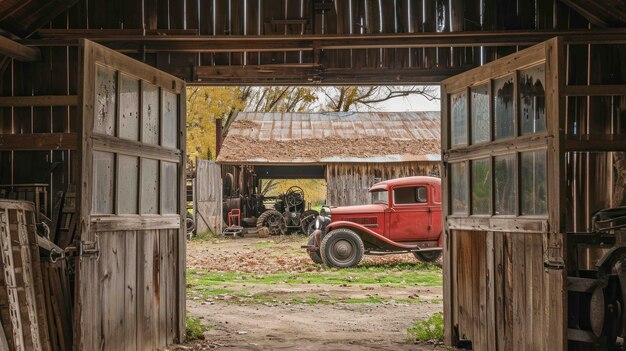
<box><xmin>76</xmin><ymin>39</ymin><xmax>186</xmax><ymax>350</ymax></box>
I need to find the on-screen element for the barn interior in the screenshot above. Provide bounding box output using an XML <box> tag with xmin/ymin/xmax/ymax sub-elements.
<box><xmin>0</xmin><ymin>0</ymin><xmax>625</xmax><ymax>350</ymax></box>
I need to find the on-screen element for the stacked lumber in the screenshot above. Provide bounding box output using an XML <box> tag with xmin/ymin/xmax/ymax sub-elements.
<box><xmin>40</xmin><ymin>260</ymin><xmax>72</xmax><ymax>351</ymax></box>
<box><xmin>41</xmin><ymin>188</ymin><xmax>76</xmax><ymax>351</ymax></box>
<box><xmin>0</xmin><ymin>200</ymin><xmax>50</xmax><ymax>351</ymax></box>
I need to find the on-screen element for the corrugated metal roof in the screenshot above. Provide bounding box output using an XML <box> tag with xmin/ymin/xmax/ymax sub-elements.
<box><xmin>216</xmin><ymin>111</ymin><xmax>441</xmax><ymax>164</ymax></box>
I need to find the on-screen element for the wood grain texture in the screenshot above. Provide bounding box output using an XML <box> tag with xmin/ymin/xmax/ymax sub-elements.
<box><xmin>76</xmin><ymin>39</ymin><xmax>186</xmax><ymax>350</ymax></box>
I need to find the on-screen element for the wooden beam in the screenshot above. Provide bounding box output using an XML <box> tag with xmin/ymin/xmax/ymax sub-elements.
<box><xmin>22</xmin><ymin>28</ymin><xmax>626</xmax><ymax>53</ymax></box>
<box><xmin>565</xmin><ymin>136</ymin><xmax>626</xmax><ymax>151</ymax></box>
<box><xmin>562</xmin><ymin>84</ymin><xmax>626</xmax><ymax>96</ymax></box>
<box><xmin>0</xmin><ymin>133</ymin><xmax>76</xmax><ymax>150</ymax></box>
<box><xmin>0</xmin><ymin>35</ymin><xmax>39</xmax><ymax>61</ymax></box>
<box><xmin>0</xmin><ymin>95</ymin><xmax>77</xmax><ymax>107</ymax></box>
<box><xmin>37</xmin><ymin>28</ymin><xmax>199</xmax><ymax>38</ymax></box>
<box><xmin>187</xmin><ymin>65</ymin><xmax>467</xmax><ymax>85</ymax></box>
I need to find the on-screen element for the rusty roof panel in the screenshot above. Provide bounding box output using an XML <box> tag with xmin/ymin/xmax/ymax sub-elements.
<box><xmin>217</xmin><ymin>111</ymin><xmax>441</xmax><ymax>164</ymax></box>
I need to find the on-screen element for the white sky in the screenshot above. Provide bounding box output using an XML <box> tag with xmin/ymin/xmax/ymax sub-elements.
<box><xmin>313</xmin><ymin>86</ymin><xmax>442</xmax><ymax>112</ymax></box>
<box><xmin>373</xmin><ymin>88</ymin><xmax>441</xmax><ymax>112</ymax></box>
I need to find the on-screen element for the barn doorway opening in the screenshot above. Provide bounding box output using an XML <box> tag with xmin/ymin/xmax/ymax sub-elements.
<box><xmin>185</xmin><ymin>85</ymin><xmax>445</xmax><ymax>350</ymax></box>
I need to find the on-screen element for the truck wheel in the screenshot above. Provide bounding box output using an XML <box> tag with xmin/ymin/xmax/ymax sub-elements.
<box><xmin>307</xmin><ymin>234</ymin><xmax>323</xmax><ymax>264</ymax></box>
<box><xmin>413</xmin><ymin>251</ymin><xmax>442</xmax><ymax>263</ymax></box>
<box><xmin>256</xmin><ymin>210</ymin><xmax>286</xmax><ymax>235</ymax></box>
<box><xmin>320</xmin><ymin>229</ymin><xmax>364</xmax><ymax>268</ymax></box>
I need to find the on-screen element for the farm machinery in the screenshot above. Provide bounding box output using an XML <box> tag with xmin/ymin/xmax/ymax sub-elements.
<box><xmin>566</xmin><ymin>206</ymin><xmax>626</xmax><ymax>349</ymax></box>
<box><xmin>223</xmin><ymin>185</ymin><xmax>318</xmax><ymax>236</ymax></box>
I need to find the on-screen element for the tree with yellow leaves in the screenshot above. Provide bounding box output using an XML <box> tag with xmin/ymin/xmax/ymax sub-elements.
<box><xmin>186</xmin><ymin>87</ymin><xmax>245</xmax><ymax>162</ymax></box>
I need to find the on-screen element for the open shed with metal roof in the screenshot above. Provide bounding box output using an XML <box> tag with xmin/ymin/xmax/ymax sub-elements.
<box><xmin>217</xmin><ymin>111</ymin><xmax>440</xmax><ymax>206</ymax></box>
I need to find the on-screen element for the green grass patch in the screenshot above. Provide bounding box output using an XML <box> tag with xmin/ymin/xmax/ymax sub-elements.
<box><xmin>407</xmin><ymin>313</ymin><xmax>444</xmax><ymax>343</ymax></box>
<box><xmin>191</xmin><ymin>230</ymin><xmax>218</xmax><ymax>241</ymax></box>
<box><xmin>185</xmin><ymin>315</ymin><xmax>213</xmax><ymax>341</ymax></box>
<box><xmin>187</xmin><ymin>267</ymin><xmax>441</xmax><ymax>288</ymax></box>
<box><xmin>251</xmin><ymin>241</ymin><xmax>276</xmax><ymax>249</ymax></box>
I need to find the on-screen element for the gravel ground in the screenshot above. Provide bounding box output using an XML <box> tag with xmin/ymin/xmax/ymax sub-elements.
<box><xmin>184</xmin><ymin>235</ymin><xmax>446</xmax><ymax>351</ymax></box>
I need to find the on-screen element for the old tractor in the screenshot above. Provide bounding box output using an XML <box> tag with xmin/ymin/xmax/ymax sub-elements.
<box><xmin>223</xmin><ymin>185</ymin><xmax>318</xmax><ymax>236</ymax></box>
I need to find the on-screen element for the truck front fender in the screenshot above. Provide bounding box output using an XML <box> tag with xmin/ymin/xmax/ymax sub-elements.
<box><xmin>326</xmin><ymin>221</ymin><xmax>430</xmax><ymax>250</ymax></box>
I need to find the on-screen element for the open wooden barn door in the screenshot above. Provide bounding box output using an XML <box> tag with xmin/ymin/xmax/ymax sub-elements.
<box><xmin>75</xmin><ymin>39</ymin><xmax>186</xmax><ymax>350</ymax></box>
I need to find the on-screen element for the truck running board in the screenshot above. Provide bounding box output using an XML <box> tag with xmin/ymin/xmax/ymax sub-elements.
<box><xmin>366</xmin><ymin>247</ymin><xmax>442</xmax><ymax>255</ymax></box>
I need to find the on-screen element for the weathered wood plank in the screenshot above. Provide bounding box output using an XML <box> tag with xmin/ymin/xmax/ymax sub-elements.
<box><xmin>0</xmin><ymin>95</ymin><xmax>77</xmax><ymax>107</ymax></box>
<box><xmin>0</xmin><ymin>133</ymin><xmax>77</xmax><ymax>150</ymax></box>
<box><xmin>124</xmin><ymin>231</ymin><xmax>137</xmax><ymax>351</ymax></box>
<box><xmin>100</xmin><ymin>232</ymin><xmax>125</xmax><ymax>351</ymax></box>
<box><xmin>90</xmin><ymin>215</ymin><xmax>180</xmax><ymax>232</ymax></box>
<box><xmin>447</xmin><ymin>217</ymin><xmax>547</xmax><ymax>233</ymax></box>
<box><xmin>92</xmin><ymin>134</ymin><xmax>181</xmax><ymax>163</ymax></box>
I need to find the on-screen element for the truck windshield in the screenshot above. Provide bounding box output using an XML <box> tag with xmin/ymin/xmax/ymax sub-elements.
<box><xmin>370</xmin><ymin>190</ymin><xmax>388</xmax><ymax>204</ymax></box>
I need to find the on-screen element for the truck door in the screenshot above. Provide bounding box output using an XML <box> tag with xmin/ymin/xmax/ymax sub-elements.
<box><xmin>429</xmin><ymin>185</ymin><xmax>443</xmax><ymax>241</ymax></box>
<box><xmin>388</xmin><ymin>186</ymin><xmax>430</xmax><ymax>241</ymax></box>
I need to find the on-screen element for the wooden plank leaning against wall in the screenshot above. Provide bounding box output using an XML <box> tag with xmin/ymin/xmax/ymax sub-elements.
<box><xmin>440</xmin><ymin>38</ymin><xmax>565</xmax><ymax>350</ymax></box>
<box><xmin>76</xmin><ymin>39</ymin><xmax>186</xmax><ymax>350</ymax></box>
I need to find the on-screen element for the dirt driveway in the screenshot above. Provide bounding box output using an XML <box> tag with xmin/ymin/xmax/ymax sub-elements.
<box><xmin>185</xmin><ymin>235</ymin><xmax>445</xmax><ymax>350</ymax></box>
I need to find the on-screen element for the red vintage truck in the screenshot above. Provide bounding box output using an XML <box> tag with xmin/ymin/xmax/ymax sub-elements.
<box><xmin>303</xmin><ymin>176</ymin><xmax>442</xmax><ymax>268</ymax></box>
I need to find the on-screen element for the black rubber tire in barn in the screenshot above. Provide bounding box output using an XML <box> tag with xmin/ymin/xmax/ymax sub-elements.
<box><xmin>413</xmin><ymin>251</ymin><xmax>442</xmax><ymax>263</ymax></box>
<box><xmin>300</xmin><ymin>210</ymin><xmax>319</xmax><ymax>234</ymax></box>
<box><xmin>256</xmin><ymin>209</ymin><xmax>286</xmax><ymax>235</ymax></box>
<box><xmin>320</xmin><ymin>228</ymin><xmax>364</xmax><ymax>268</ymax></box>
<box><xmin>307</xmin><ymin>233</ymin><xmax>323</xmax><ymax>264</ymax></box>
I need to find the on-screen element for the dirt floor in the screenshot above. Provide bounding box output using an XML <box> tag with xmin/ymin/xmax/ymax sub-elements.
<box><xmin>184</xmin><ymin>234</ymin><xmax>445</xmax><ymax>350</ymax></box>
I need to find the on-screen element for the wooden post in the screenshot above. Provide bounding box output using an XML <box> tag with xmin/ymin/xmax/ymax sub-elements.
<box><xmin>215</xmin><ymin>117</ymin><xmax>223</xmax><ymax>157</ymax></box>
<box><xmin>544</xmin><ymin>36</ymin><xmax>567</xmax><ymax>351</ymax></box>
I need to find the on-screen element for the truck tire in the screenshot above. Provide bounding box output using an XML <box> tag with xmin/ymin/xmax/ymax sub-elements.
<box><xmin>307</xmin><ymin>234</ymin><xmax>323</xmax><ymax>264</ymax></box>
<box><xmin>413</xmin><ymin>251</ymin><xmax>442</xmax><ymax>263</ymax></box>
<box><xmin>320</xmin><ymin>228</ymin><xmax>364</xmax><ymax>268</ymax></box>
<box><xmin>256</xmin><ymin>210</ymin><xmax>286</xmax><ymax>235</ymax></box>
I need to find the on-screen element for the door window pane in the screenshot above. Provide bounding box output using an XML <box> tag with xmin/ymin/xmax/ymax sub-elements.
<box><xmin>471</xmin><ymin>158</ymin><xmax>491</xmax><ymax>215</ymax></box>
<box><xmin>451</xmin><ymin>162</ymin><xmax>468</xmax><ymax>214</ymax></box>
<box><xmin>521</xmin><ymin>150</ymin><xmax>547</xmax><ymax>215</ymax></box>
<box><xmin>393</xmin><ymin>187</ymin><xmax>427</xmax><ymax>205</ymax></box>
<box><xmin>94</xmin><ymin>65</ymin><xmax>116</xmax><ymax>135</ymax></box>
<box><xmin>141</xmin><ymin>158</ymin><xmax>159</xmax><ymax>214</ymax></box>
<box><xmin>451</xmin><ymin>91</ymin><xmax>468</xmax><ymax>146</ymax></box>
<box><xmin>519</xmin><ymin>65</ymin><xmax>546</xmax><ymax>135</ymax></box>
<box><xmin>119</xmin><ymin>74</ymin><xmax>139</xmax><ymax>141</ymax></box>
<box><xmin>117</xmin><ymin>155</ymin><xmax>139</xmax><ymax>214</ymax></box>
<box><xmin>142</xmin><ymin>82</ymin><xmax>160</xmax><ymax>145</ymax></box>
<box><xmin>161</xmin><ymin>161</ymin><xmax>178</xmax><ymax>214</ymax></box>
<box><xmin>162</xmin><ymin>91</ymin><xmax>178</xmax><ymax>148</ymax></box>
<box><xmin>494</xmin><ymin>75</ymin><xmax>515</xmax><ymax>140</ymax></box>
<box><xmin>494</xmin><ymin>154</ymin><xmax>517</xmax><ymax>215</ymax></box>
<box><xmin>92</xmin><ymin>151</ymin><xmax>114</xmax><ymax>214</ymax></box>
<box><xmin>471</xmin><ymin>84</ymin><xmax>489</xmax><ymax>144</ymax></box>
